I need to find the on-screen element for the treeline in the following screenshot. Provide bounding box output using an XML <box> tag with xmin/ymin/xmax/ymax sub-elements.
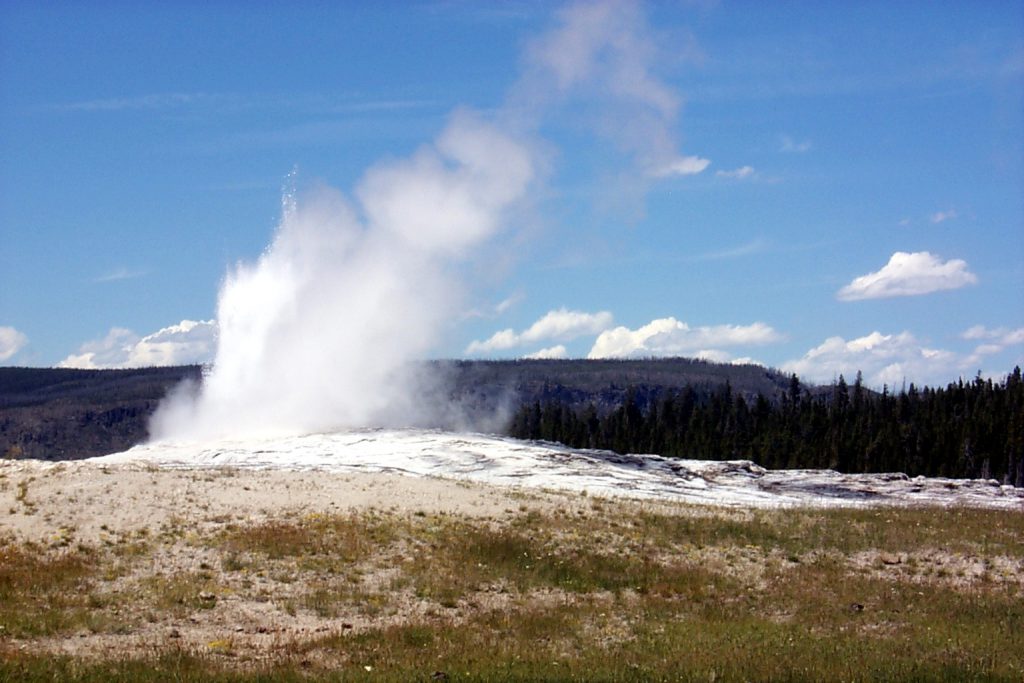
<box><xmin>507</xmin><ymin>367</ymin><xmax>1024</xmax><ymax>485</ymax></box>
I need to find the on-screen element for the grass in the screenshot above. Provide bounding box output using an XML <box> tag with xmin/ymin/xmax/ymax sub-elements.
<box><xmin>1</xmin><ymin>504</ymin><xmax>1022</xmax><ymax>681</ymax></box>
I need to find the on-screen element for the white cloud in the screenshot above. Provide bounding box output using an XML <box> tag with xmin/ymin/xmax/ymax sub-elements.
<box><xmin>588</xmin><ymin>317</ymin><xmax>782</xmax><ymax>360</ymax></box>
<box><xmin>56</xmin><ymin>92</ymin><xmax>204</xmax><ymax>112</ymax></box>
<box><xmin>521</xmin><ymin>1</ymin><xmax>705</xmax><ymax>183</ymax></box>
<box><xmin>494</xmin><ymin>292</ymin><xmax>523</xmax><ymax>315</ymax></box>
<box><xmin>651</xmin><ymin>155</ymin><xmax>711</xmax><ymax>177</ymax></box>
<box><xmin>694</xmin><ymin>238</ymin><xmax>768</xmax><ymax>261</ymax></box>
<box><xmin>836</xmin><ymin>251</ymin><xmax>977</xmax><ymax>301</ymax></box>
<box><xmin>524</xmin><ymin>345</ymin><xmax>568</xmax><ymax>360</ymax></box>
<box><xmin>784</xmin><ymin>326</ymin><xmax>1024</xmax><ymax>389</ymax></box>
<box><xmin>0</xmin><ymin>326</ymin><xmax>29</xmax><ymax>362</ymax></box>
<box><xmin>94</xmin><ymin>266</ymin><xmax>147</xmax><ymax>283</ymax></box>
<box><xmin>525</xmin><ymin>1</ymin><xmax>679</xmax><ymax>117</ymax></box>
<box><xmin>959</xmin><ymin>325</ymin><xmax>1024</xmax><ymax>368</ymax></box>
<box><xmin>466</xmin><ymin>308</ymin><xmax>613</xmax><ymax>354</ymax></box>
<box><xmin>467</xmin><ymin>329</ymin><xmax>519</xmax><ymax>354</ymax></box>
<box><xmin>521</xmin><ymin>308</ymin><xmax>614</xmax><ymax>343</ymax></box>
<box><xmin>961</xmin><ymin>325</ymin><xmax>1024</xmax><ymax>345</ymax></box>
<box><xmin>461</xmin><ymin>291</ymin><xmax>525</xmax><ymax>321</ymax></box>
<box><xmin>715</xmin><ymin>165</ymin><xmax>755</xmax><ymax>180</ymax></box>
<box><xmin>782</xmin><ymin>331</ymin><xmax>966</xmax><ymax>388</ymax></box>
<box><xmin>780</xmin><ymin>135</ymin><xmax>812</xmax><ymax>153</ymax></box>
<box><xmin>59</xmin><ymin>320</ymin><xmax>217</xmax><ymax>369</ymax></box>
<box><xmin>930</xmin><ymin>209</ymin><xmax>958</xmax><ymax>224</ymax></box>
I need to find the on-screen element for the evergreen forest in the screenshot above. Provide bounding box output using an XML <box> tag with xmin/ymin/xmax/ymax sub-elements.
<box><xmin>507</xmin><ymin>367</ymin><xmax>1024</xmax><ymax>486</ymax></box>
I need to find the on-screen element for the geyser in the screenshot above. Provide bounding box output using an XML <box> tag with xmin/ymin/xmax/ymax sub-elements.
<box><xmin>150</xmin><ymin>0</ymin><xmax>705</xmax><ymax>442</ymax></box>
<box><xmin>151</xmin><ymin>111</ymin><xmax>535</xmax><ymax>441</ymax></box>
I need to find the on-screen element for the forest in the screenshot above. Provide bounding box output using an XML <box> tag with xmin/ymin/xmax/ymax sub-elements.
<box><xmin>3</xmin><ymin>362</ymin><xmax>1023</xmax><ymax>485</ymax></box>
<box><xmin>508</xmin><ymin>367</ymin><xmax>1024</xmax><ymax>486</ymax></box>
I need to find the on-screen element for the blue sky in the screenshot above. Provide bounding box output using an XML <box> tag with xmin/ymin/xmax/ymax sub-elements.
<box><xmin>1</xmin><ymin>0</ymin><xmax>1022</xmax><ymax>389</ymax></box>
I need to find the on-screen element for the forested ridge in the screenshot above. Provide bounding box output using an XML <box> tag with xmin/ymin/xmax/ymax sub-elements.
<box><xmin>4</xmin><ymin>362</ymin><xmax>1023</xmax><ymax>485</ymax></box>
<box><xmin>508</xmin><ymin>367</ymin><xmax>1024</xmax><ymax>485</ymax></box>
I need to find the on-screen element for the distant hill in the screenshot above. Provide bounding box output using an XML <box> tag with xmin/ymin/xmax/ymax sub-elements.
<box><xmin>436</xmin><ymin>357</ymin><xmax>795</xmax><ymax>418</ymax></box>
<box><xmin>0</xmin><ymin>359</ymin><xmax>794</xmax><ymax>461</ymax></box>
<box><xmin>0</xmin><ymin>366</ymin><xmax>201</xmax><ymax>460</ymax></box>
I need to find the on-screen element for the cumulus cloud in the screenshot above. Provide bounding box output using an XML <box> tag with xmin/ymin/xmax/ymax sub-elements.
<box><xmin>588</xmin><ymin>317</ymin><xmax>782</xmax><ymax>360</ymax></box>
<box><xmin>836</xmin><ymin>251</ymin><xmax>977</xmax><ymax>301</ymax></box>
<box><xmin>524</xmin><ymin>345</ymin><xmax>568</xmax><ymax>359</ymax></box>
<box><xmin>959</xmin><ymin>325</ymin><xmax>1024</xmax><ymax>368</ymax></box>
<box><xmin>930</xmin><ymin>209</ymin><xmax>958</xmax><ymax>224</ymax></box>
<box><xmin>782</xmin><ymin>331</ymin><xmax>970</xmax><ymax>388</ymax></box>
<box><xmin>58</xmin><ymin>320</ymin><xmax>217</xmax><ymax>369</ymax></box>
<box><xmin>466</xmin><ymin>308</ymin><xmax>613</xmax><ymax>354</ymax></box>
<box><xmin>0</xmin><ymin>326</ymin><xmax>29</xmax><ymax>362</ymax></box>
<box><xmin>715</xmin><ymin>165</ymin><xmax>755</xmax><ymax>180</ymax></box>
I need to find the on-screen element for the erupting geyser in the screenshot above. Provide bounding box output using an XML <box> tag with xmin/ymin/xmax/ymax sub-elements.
<box><xmin>151</xmin><ymin>111</ymin><xmax>536</xmax><ymax>441</ymax></box>
<box><xmin>149</xmin><ymin>0</ymin><xmax>713</xmax><ymax>443</ymax></box>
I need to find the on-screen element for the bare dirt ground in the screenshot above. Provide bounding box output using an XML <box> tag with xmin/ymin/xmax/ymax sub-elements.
<box><xmin>0</xmin><ymin>460</ymin><xmax>668</xmax><ymax>664</ymax></box>
<box><xmin>2</xmin><ymin>460</ymin><xmax>1021</xmax><ymax>674</ymax></box>
<box><xmin>0</xmin><ymin>460</ymin><xmax>583</xmax><ymax>541</ymax></box>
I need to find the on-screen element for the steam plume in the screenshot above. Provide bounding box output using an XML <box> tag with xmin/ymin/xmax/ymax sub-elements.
<box><xmin>151</xmin><ymin>111</ymin><xmax>535</xmax><ymax>440</ymax></box>
<box><xmin>151</xmin><ymin>1</ymin><xmax>698</xmax><ymax>441</ymax></box>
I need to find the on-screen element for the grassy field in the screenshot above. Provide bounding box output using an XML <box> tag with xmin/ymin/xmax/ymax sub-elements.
<box><xmin>1</xmin><ymin>496</ymin><xmax>1022</xmax><ymax>681</ymax></box>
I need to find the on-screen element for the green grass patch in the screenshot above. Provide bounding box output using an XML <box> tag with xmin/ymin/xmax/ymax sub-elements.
<box><xmin>2</xmin><ymin>504</ymin><xmax>1022</xmax><ymax>680</ymax></box>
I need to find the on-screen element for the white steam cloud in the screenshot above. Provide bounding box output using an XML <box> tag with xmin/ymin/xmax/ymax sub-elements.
<box><xmin>151</xmin><ymin>0</ymin><xmax>698</xmax><ymax>441</ymax></box>
<box><xmin>515</xmin><ymin>0</ymin><xmax>706</xmax><ymax>180</ymax></box>
<box><xmin>152</xmin><ymin>112</ymin><xmax>535</xmax><ymax>440</ymax></box>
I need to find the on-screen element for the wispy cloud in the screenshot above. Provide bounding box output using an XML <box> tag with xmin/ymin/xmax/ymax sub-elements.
<box><xmin>49</xmin><ymin>91</ymin><xmax>438</xmax><ymax>118</ymax></box>
<box><xmin>494</xmin><ymin>292</ymin><xmax>524</xmax><ymax>315</ymax></box>
<box><xmin>520</xmin><ymin>0</ymin><xmax>707</xmax><ymax>184</ymax></box>
<box><xmin>93</xmin><ymin>267</ymin><xmax>147</xmax><ymax>283</ymax></box>
<box><xmin>53</xmin><ymin>92</ymin><xmax>214</xmax><ymax>113</ymax></box>
<box><xmin>962</xmin><ymin>325</ymin><xmax>1024</xmax><ymax>345</ymax></box>
<box><xmin>460</xmin><ymin>291</ymin><xmax>525</xmax><ymax>321</ymax></box>
<box><xmin>837</xmin><ymin>251</ymin><xmax>977</xmax><ymax>301</ymax></box>
<box><xmin>694</xmin><ymin>238</ymin><xmax>768</xmax><ymax>261</ymax></box>
<box><xmin>930</xmin><ymin>208</ymin><xmax>958</xmax><ymax>224</ymax></box>
<box><xmin>779</xmin><ymin>134</ymin><xmax>812</xmax><ymax>153</ymax></box>
<box><xmin>715</xmin><ymin>165</ymin><xmax>756</xmax><ymax>180</ymax></box>
<box><xmin>326</xmin><ymin>99</ymin><xmax>438</xmax><ymax>113</ymax></box>
<box><xmin>650</xmin><ymin>155</ymin><xmax>711</xmax><ymax>177</ymax></box>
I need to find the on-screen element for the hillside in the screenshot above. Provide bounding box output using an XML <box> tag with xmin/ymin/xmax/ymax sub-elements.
<box><xmin>1</xmin><ymin>359</ymin><xmax>780</xmax><ymax>461</ymax></box>
<box><xmin>0</xmin><ymin>366</ymin><xmax>201</xmax><ymax>460</ymax></box>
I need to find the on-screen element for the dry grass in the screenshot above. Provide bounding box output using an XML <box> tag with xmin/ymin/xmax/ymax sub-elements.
<box><xmin>1</xmin><ymin>503</ymin><xmax>1022</xmax><ymax>681</ymax></box>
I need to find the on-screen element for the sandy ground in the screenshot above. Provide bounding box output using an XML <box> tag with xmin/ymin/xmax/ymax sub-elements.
<box><xmin>0</xmin><ymin>460</ymin><xmax>652</xmax><ymax>662</ymax></box>
<box><xmin>2</xmin><ymin>458</ymin><xmax>1021</xmax><ymax>667</ymax></box>
<box><xmin>0</xmin><ymin>460</ymin><xmax>596</xmax><ymax>544</ymax></box>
